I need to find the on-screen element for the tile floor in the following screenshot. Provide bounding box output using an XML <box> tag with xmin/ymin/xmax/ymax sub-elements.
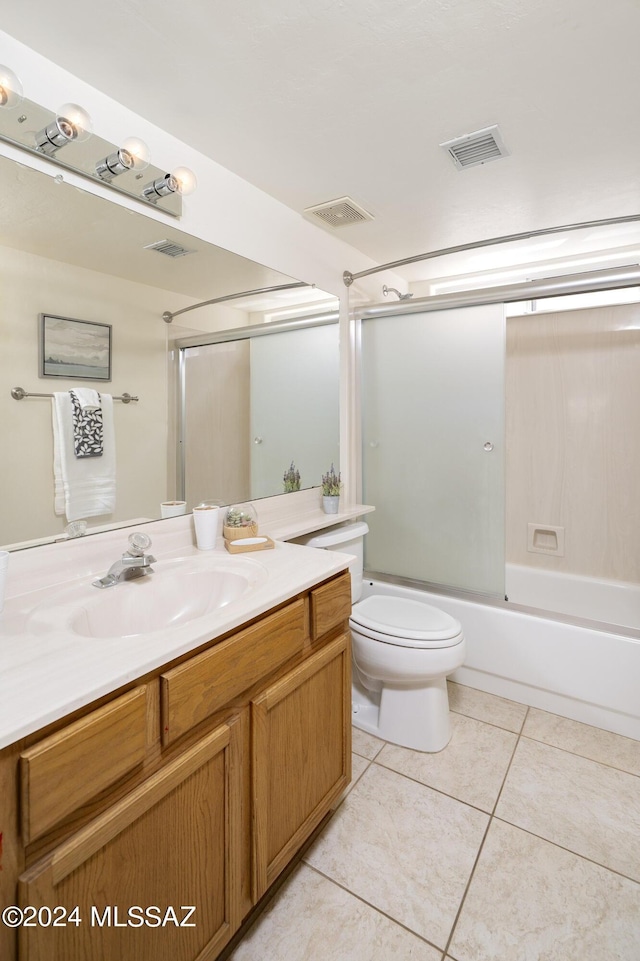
<box><xmin>230</xmin><ymin>681</ymin><xmax>640</xmax><ymax>961</ymax></box>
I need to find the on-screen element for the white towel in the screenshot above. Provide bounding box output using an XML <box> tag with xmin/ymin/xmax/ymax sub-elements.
<box><xmin>52</xmin><ymin>392</ymin><xmax>116</xmax><ymax>521</ymax></box>
<box><xmin>71</xmin><ymin>387</ymin><xmax>101</xmax><ymax>411</ymax></box>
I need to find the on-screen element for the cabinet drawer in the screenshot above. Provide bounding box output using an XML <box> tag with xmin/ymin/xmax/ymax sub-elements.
<box><xmin>161</xmin><ymin>599</ymin><xmax>305</xmax><ymax>746</ymax></box>
<box><xmin>20</xmin><ymin>687</ymin><xmax>148</xmax><ymax>845</ymax></box>
<box><xmin>309</xmin><ymin>572</ymin><xmax>352</xmax><ymax>640</ymax></box>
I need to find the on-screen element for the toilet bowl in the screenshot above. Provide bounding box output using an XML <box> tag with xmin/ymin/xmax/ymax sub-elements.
<box><xmin>294</xmin><ymin>522</ymin><xmax>465</xmax><ymax>753</ymax></box>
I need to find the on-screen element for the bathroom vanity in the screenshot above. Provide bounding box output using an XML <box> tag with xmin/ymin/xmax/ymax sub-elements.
<box><xmin>0</xmin><ymin>520</ymin><xmax>355</xmax><ymax>960</ymax></box>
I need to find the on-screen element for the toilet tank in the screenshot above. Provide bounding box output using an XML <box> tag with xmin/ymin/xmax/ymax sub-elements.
<box><xmin>291</xmin><ymin>521</ymin><xmax>369</xmax><ymax>603</ymax></box>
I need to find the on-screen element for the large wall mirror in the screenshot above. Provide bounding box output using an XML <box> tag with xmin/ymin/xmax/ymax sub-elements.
<box><xmin>0</xmin><ymin>154</ymin><xmax>339</xmax><ymax>550</ymax></box>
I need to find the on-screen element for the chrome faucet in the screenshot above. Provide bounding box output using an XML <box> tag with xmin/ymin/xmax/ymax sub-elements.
<box><xmin>92</xmin><ymin>532</ymin><xmax>156</xmax><ymax>589</ymax></box>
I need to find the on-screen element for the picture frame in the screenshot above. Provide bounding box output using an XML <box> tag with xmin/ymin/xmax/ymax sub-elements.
<box><xmin>39</xmin><ymin>314</ymin><xmax>112</xmax><ymax>382</ymax></box>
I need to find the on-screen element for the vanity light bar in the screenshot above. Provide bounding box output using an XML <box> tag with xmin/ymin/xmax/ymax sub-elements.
<box><xmin>0</xmin><ymin>64</ymin><xmax>196</xmax><ymax>213</ymax></box>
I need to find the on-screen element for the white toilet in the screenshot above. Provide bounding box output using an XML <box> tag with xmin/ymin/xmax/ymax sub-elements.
<box><xmin>297</xmin><ymin>522</ymin><xmax>465</xmax><ymax>752</ymax></box>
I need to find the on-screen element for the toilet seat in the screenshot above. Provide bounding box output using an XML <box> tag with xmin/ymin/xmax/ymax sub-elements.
<box><xmin>350</xmin><ymin>595</ymin><xmax>463</xmax><ymax>649</ymax></box>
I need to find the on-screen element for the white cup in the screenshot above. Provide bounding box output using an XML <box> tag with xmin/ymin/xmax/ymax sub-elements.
<box><xmin>161</xmin><ymin>500</ymin><xmax>187</xmax><ymax>519</ymax></box>
<box><xmin>0</xmin><ymin>550</ymin><xmax>9</xmax><ymax>613</ymax></box>
<box><xmin>193</xmin><ymin>504</ymin><xmax>220</xmax><ymax>550</ymax></box>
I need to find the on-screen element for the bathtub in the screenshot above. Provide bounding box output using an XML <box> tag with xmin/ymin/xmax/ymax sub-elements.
<box><xmin>361</xmin><ymin>576</ymin><xmax>640</xmax><ymax>741</ymax></box>
<box><xmin>505</xmin><ymin>563</ymin><xmax>640</xmax><ymax>633</ymax></box>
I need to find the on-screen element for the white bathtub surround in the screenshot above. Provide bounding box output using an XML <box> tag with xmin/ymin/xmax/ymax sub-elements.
<box><xmin>506</xmin><ymin>304</ymin><xmax>640</xmax><ymax>588</ymax></box>
<box><xmin>505</xmin><ymin>562</ymin><xmax>640</xmax><ymax>632</ymax></box>
<box><xmin>362</xmin><ymin>579</ymin><xmax>640</xmax><ymax>741</ymax></box>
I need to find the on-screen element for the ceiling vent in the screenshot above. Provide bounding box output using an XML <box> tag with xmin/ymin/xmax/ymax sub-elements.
<box><xmin>440</xmin><ymin>125</ymin><xmax>509</xmax><ymax>171</ymax></box>
<box><xmin>143</xmin><ymin>239</ymin><xmax>195</xmax><ymax>258</ymax></box>
<box><xmin>304</xmin><ymin>196</ymin><xmax>374</xmax><ymax>228</ymax></box>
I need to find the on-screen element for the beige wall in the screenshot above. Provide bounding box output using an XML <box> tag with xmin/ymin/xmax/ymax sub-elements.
<box><xmin>0</xmin><ymin>245</ymin><xmax>195</xmax><ymax>546</ymax></box>
<box><xmin>506</xmin><ymin>303</ymin><xmax>640</xmax><ymax>582</ymax></box>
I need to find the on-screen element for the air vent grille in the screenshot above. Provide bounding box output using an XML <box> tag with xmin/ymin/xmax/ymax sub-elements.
<box><xmin>304</xmin><ymin>196</ymin><xmax>374</xmax><ymax>228</ymax></box>
<box><xmin>143</xmin><ymin>239</ymin><xmax>195</xmax><ymax>258</ymax></box>
<box><xmin>440</xmin><ymin>125</ymin><xmax>509</xmax><ymax>171</ymax></box>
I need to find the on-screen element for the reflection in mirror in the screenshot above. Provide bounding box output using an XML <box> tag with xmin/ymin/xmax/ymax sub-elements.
<box><xmin>181</xmin><ymin>323</ymin><xmax>339</xmax><ymax>506</ymax></box>
<box><xmin>0</xmin><ymin>154</ymin><xmax>339</xmax><ymax>550</ymax></box>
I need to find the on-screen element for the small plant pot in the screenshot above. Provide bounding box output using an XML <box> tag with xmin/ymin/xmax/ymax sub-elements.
<box><xmin>223</xmin><ymin>523</ymin><xmax>259</xmax><ymax>540</ymax></box>
<box><xmin>322</xmin><ymin>495</ymin><xmax>340</xmax><ymax>514</ymax></box>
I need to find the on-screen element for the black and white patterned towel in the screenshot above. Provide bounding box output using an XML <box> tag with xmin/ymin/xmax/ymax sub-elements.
<box><xmin>70</xmin><ymin>389</ymin><xmax>103</xmax><ymax>458</ymax></box>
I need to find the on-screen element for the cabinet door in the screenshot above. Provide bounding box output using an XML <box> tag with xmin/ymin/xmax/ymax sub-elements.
<box><xmin>18</xmin><ymin>719</ymin><xmax>243</xmax><ymax>961</ymax></box>
<box><xmin>251</xmin><ymin>633</ymin><xmax>351</xmax><ymax>900</ymax></box>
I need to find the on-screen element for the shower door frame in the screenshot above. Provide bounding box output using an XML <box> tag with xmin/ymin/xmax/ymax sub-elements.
<box><xmin>350</xmin><ymin>264</ymin><xmax>640</xmax><ymax>606</ymax></box>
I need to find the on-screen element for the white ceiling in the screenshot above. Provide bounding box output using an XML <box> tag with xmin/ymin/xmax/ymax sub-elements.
<box><xmin>3</xmin><ymin>0</ymin><xmax>640</xmax><ymax>281</ymax></box>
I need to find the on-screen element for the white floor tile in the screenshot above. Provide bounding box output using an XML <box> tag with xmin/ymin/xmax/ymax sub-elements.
<box><xmin>229</xmin><ymin>864</ymin><xmax>442</xmax><ymax>961</ymax></box>
<box><xmin>523</xmin><ymin>707</ymin><xmax>640</xmax><ymax>776</ymax></box>
<box><xmin>496</xmin><ymin>737</ymin><xmax>640</xmax><ymax>880</ymax></box>
<box><xmin>448</xmin><ymin>681</ymin><xmax>528</xmax><ymax>733</ymax></box>
<box><xmin>449</xmin><ymin>819</ymin><xmax>640</xmax><ymax>961</ymax></box>
<box><xmin>304</xmin><ymin>763</ymin><xmax>488</xmax><ymax>949</ymax></box>
<box><xmin>377</xmin><ymin>711</ymin><xmax>517</xmax><ymax>811</ymax></box>
<box><xmin>352</xmin><ymin>726</ymin><xmax>386</xmax><ymax>760</ymax></box>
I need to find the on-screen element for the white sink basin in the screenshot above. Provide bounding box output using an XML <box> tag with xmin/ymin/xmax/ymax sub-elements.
<box><xmin>28</xmin><ymin>555</ymin><xmax>268</xmax><ymax>638</ymax></box>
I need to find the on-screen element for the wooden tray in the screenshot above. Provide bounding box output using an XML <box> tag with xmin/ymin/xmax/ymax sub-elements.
<box><xmin>224</xmin><ymin>535</ymin><xmax>275</xmax><ymax>553</ymax></box>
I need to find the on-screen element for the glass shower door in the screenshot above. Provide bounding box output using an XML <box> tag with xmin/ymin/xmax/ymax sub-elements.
<box><xmin>361</xmin><ymin>303</ymin><xmax>505</xmax><ymax>597</ymax></box>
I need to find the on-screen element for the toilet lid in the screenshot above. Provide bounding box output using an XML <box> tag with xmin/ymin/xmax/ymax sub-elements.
<box><xmin>350</xmin><ymin>595</ymin><xmax>462</xmax><ymax>645</ymax></box>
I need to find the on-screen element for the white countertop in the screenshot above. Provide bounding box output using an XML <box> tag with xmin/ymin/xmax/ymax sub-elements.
<box><xmin>0</xmin><ymin>517</ymin><xmax>355</xmax><ymax>751</ymax></box>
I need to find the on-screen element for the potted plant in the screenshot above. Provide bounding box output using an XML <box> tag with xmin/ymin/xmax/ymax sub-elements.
<box><xmin>283</xmin><ymin>461</ymin><xmax>301</xmax><ymax>493</ymax></box>
<box><xmin>222</xmin><ymin>504</ymin><xmax>259</xmax><ymax>540</ymax></box>
<box><xmin>321</xmin><ymin>463</ymin><xmax>341</xmax><ymax>514</ymax></box>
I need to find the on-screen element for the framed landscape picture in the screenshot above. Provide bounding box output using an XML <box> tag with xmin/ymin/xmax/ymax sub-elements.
<box><xmin>39</xmin><ymin>314</ymin><xmax>112</xmax><ymax>381</ymax></box>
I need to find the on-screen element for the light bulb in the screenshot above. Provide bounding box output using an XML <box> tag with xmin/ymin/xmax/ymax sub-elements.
<box><xmin>56</xmin><ymin>102</ymin><xmax>93</xmax><ymax>142</ymax></box>
<box><xmin>0</xmin><ymin>65</ymin><xmax>23</xmax><ymax>109</ymax></box>
<box><xmin>35</xmin><ymin>102</ymin><xmax>93</xmax><ymax>155</ymax></box>
<box><xmin>170</xmin><ymin>166</ymin><xmax>197</xmax><ymax>196</ymax></box>
<box><xmin>121</xmin><ymin>136</ymin><xmax>150</xmax><ymax>170</ymax></box>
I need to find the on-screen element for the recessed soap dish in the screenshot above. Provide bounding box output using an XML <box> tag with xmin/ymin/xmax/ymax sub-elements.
<box><xmin>527</xmin><ymin>523</ymin><xmax>565</xmax><ymax>556</ymax></box>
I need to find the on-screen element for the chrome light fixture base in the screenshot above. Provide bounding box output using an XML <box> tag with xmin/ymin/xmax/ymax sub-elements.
<box><xmin>142</xmin><ymin>173</ymin><xmax>179</xmax><ymax>201</ymax></box>
<box><xmin>0</xmin><ymin>90</ymin><xmax>185</xmax><ymax>218</ymax></box>
<box><xmin>95</xmin><ymin>148</ymin><xmax>135</xmax><ymax>181</ymax></box>
<box><xmin>35</xmin><ymin>117</ymin><xmax>77</xmax><ymax>156</ymax></box>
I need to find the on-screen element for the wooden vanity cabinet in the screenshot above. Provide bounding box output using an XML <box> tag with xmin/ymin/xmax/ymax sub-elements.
<box><xmin>18</xmin><ymin>718</ymin><xmax>243</xmax><ymax>961</ymax></box>
<box><xmin>0</xmin><ymin>570</ymin><xmax>351</xmax><ymax>961</ymax></box>
<box><xmin>252</xmin><ymin>632</ymin><xmax>351</xmax><ymax>900</ymax></box>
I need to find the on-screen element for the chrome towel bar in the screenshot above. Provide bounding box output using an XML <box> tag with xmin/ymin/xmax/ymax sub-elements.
<box><xmin>11</xmin><ymin>386</ymin><xmax>138</xmax><ymax>403</ymax></box>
